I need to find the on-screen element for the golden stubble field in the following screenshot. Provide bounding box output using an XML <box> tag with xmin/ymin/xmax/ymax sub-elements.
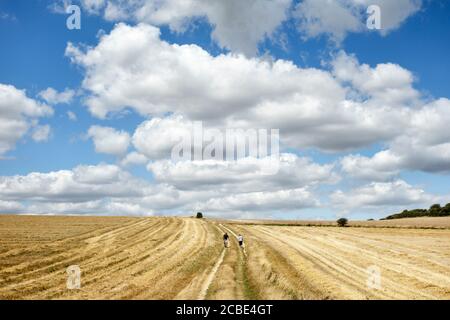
<box><xmin>0</xmin><ymin>215</ymin><xmax>449</xmax><ymax>300</ymax></box>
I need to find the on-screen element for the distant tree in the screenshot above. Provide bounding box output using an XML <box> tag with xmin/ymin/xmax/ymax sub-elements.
<box><xmin>443</xmin><ymin>203</ymin><xmax>450</xmax><ymax>215</ymax></box>
<box><xmin>385</xmin><ymin>209</ymin><xmax>427</xmax><ymax>219</ymax></box>
<box><xmin>337</xmin><ymin>218</ymin><xmax>348</xmax><ymax>227</ymax></box>
<box><xmin>196</xmin><ymin>212</ymin><xmax>203</xmax><ymax>219</ymax></box>
<box><xmin>429</xmin><ymin>204</ymin><xmax>442</xmax><ymax>216</ymax></box>
<box><xmin>430</xmin><ymin>204</ymin><xmax>442</xmax><ymax>210</ymax></box>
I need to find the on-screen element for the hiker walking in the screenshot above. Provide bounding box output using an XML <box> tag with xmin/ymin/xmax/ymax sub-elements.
<box><xmin>237</xmin><ymin>234</ymin><xmax>244</xmax><ymax>248</ymax></box>
<box><xmin>223</xmin><ymin>232</ymin><xmax>230</xmax><ymax>248</ymax></box>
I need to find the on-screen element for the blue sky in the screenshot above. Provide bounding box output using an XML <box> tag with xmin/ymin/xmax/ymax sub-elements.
<box><xmin>0</xmin><ymin>0</ymin><xmax>449</xmax><ymax>219</ymax></box>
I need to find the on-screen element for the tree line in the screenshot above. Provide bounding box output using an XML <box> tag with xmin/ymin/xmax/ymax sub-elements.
<box><xmin>384</xmin><ymin>203</ymin><xmax>450</xmax><ymax>220</ymax></box>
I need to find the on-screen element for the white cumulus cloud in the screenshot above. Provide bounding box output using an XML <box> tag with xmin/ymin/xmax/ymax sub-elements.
<box><xmin>32</xmin><ymin>125</ymin><xmax>51</xmax><ymax>142</ymax></box>
<box><xmin>38</xmin><ymin>87</ymin><xmax>75</xmax><ymax>105</ymax></box>
<box><xmin>74</xmin><ymin>0</ymin><xmax>291</xmax><ymax>56</ymax></box>
<box><xmin>294</xmin><ymin>0</ymin><xmax>422</xmax><ymax>43</ymax></box>
<box><xmin>341</xmin><ymin>98</ymin><xmax>450</xmax><ymax>179</ymax></box>
<box><xmin>66</xmin><ymin>25</ymin><xmax>429</xmax><ymax>153</ymax></box>
<box><xmin>0</xmin><ymin>83</ymin><xmax>53</xmax><ymax>156</ymax></box>
<box><xmin>88</xmin><ymin>125</ymin><xmax>130</xmax><ymax>156</ymax></box>
<box><xmin>331</xmin><ymin>180</ymin><xmax>437</xmax><ymax>212</ymax></box>
<box><xmin>148</xmin><ymin>153</ymin><xmax>338</xmax><ymax>192</ymax></box>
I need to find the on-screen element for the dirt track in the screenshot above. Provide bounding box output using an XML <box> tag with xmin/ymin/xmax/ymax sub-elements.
<box><xmin>0</xmin><ymin>215</ymin><xmax>449</xmax><ymax>300</ymax></box>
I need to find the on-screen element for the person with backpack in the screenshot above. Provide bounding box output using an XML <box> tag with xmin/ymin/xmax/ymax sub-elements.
<box><xmin>237</xmin><ymin>234</ymin><xmax>244</xmax><ymax>247</ymax></box>
<box><xmin>223</xmin><ymin>232</ymin><xmax>230</xmax><ymax>248</ymax></box>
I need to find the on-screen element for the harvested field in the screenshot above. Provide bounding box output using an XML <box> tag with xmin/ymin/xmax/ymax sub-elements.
<box><xmin>1</xmin><ymin>215</ymin><xmax>449</xmax><ymax>300</ymax></box>
<box><xmin>232</xmin><ymin>224</ymin><xmax>450</xmax><ymax>299</ymax></box>
<box><xmin>0</xmin><ymin>215</ymin><xmax>222</xmax><ymax>300</ymax></box>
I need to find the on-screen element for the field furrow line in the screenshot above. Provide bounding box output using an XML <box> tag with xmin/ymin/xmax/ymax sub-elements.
<box><xmin>258</xmin><ymin>226</ymin><xmax>438</xmax><ymax>299</ymax></box>
<box><xmin>0</xmin><ymin>218</ymin><xmax>163</xmax><ymax>282</ymax></box>
<box><xmin>45</xmin><ymin>218</ymin><xmax>181</xmax><ymax>299</ymax></box>
<box><xmin>106</xmin><ymin>220</ymin><xmax>201</xmax><ymax>298</ymax></box>
<box><xmin>282</xmin><ymin>227</ymin><xmax>450</xmax><ymax>292</ymax></box>
<box><xmin>127</xmin><ymin>219</ymin><xmax>219</xmax><ymax>299</ymax></box>
<box><xmin>254</xmin><ymin>226</ymin><xmax>389</xmax><ymax>299</ymax></box>
<box><xmin>1</xmin><ymin>218</ymin><xmax>172</xmax><ymax>299</ymax></box>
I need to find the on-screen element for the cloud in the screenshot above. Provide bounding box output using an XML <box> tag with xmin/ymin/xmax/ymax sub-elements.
<box><xmin>67</xmin><ymin>111</ymin><xmax>78</xmax><ymax>121</ymax></box>
<box><xmin>3</xmin><ymin>2</ymin><xmax>443</xmax><ymax>219</ymax></box>
<box><xmin>73</xmin><ymin>0</ymin><xmax>291</xmax><ymax>56</ymax></box>
<box><xmin>340</xmin><ymin>151</ymin><xmax>402</xmax><ymax>181</ymax></box>
<box><xmin>196</xmin><ymin>187</ymin><xmax>319</xmax><ymax>214</ymax></box>
<box><xmin>195</xmin><ymin>0</ymin><xmax>291</xmax><ymax>56</ymax></box>
<box><xmin>0</xmin><ymin>83</ymin><xmax>53</xmax><ymax>156</ymax></box>
<box><xmin>32</xmin><ymin>125</ymin><xmax>51</xmax><ymax>142</ymax></box>
<box><xmin>38</xmin><ymin>87</ymin><xmax>75</xmax><ymax>105</ymax></box>
<box><xmin>0</xmin><ymin>11</ymin><xmax>17</xmax><ymax>22</ymax></box>
<box><xmin>66</xmin><ymin>0</ymin><xmax>421</xmax><ymax>54</ymax></box>
<box><xmin>331</xmin><ymin>180</ymin><xmax>436</xmax><ymax>212</ymax></box>
<box><xmin>0</xmin><ymin>200</ymin><xmax>23</xmax><ymax>213</ymax></box>
<box><xmin>0</xmin><ymin>163</ymin><xmax>145</xmax><ymax>203</ymax></box>
<box><xmin>88</xmin><ymin>125</ymin><xmax>130</xmax><ymax>156</ymax></box>
<box><xmin>331</xmin><ymin>51</ymin><xmax>420</xmax><ymax>105</ymax></box>
<box><xmin>66</xmin><ymin>23</ymin><xmax>316</xmax><ymax>121</ymax></box>
<box><xmin>148</xmin><ymin>153</ymin><xmax>338</xmax><ymax>192</ymax></box>
<box><xmin>81</xmin><ymin>0</ymin><xmax>106</xmax><ymax>14</ymax></box>
<box><xmin>67</xmin><ymin>25</ymin><xmax>428</xmax><ymax>153</ymax></box>
<box><xmin>48</xmin><ymin>0</ymin><xmax>73</xmax><ymax>14</ymax></box>
<box><xmin>0</xmin><ymin>162</ymin><xmax>325</xmax><ymax>216</ymax></box>
<box><xmin>25</xmin><ymin>199</ymin><xmax>153</xmax><ymax>216</ymax></box>
<box><xmin>0</xmin><ymin>162</ymin><xmax>160</xmax><ymax>215</ymax></box>
<box><xmin>294</xmin><ymin>0</ymin><xmax>422</xmax><ymax>43</ymax></box>
<box><xmin>120</xmin><ymin>152</ymin><xmax>148</xmax><ymax>167</ymax></box>
<box><xmin>132</xmin><ymin>115</ymin><xmax>193</xmax><ymax>160</ymax></box>
<box><xmin>367</xmin><ymin>0</ymin><xmax>422</xmax><ymax>34</ymax></box>
<box><xmin>48</xmin><ymin>0</ymin><xmax>424</xmax><ymax>59</ymax></box>
<box><xmin>341</xmin><ymin>98</ymin><xmax>450</xmax><ymax>179</ymax></box>
<box><xmin>73</xmin><ymin>163</ymin><xmax>122</xmax><ymax>184</ymax></box>
<box><xmin>294</xmin><ymin>0</ymin><xmax>362</xmax><ymax>43</ymax></box>
<box><xmin>398</xmin><ymin>98</ymin><xmax>450</xmax><ymax>173</ymax></box>
<box><xmin>59</xmin><ymin>23</ymin><xmax>450</xmax><ymax>219</ymax></box>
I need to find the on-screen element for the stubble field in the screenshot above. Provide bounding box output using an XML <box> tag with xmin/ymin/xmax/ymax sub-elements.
<box><xmin>0</xmin><ymin>215</ymin><xmax>449</xmax><ymax>300</ymax></box>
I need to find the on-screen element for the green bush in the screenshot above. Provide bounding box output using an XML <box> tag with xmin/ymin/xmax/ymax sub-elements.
<box><xmin>196</xmin><ymin>212</ymin><xmax>203</xmax><ymax>219</ymax></box>
<box><xmin>337</xmin><ymin>218</ymin><xmax>348</xmax><ymax>227</ymax></box>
